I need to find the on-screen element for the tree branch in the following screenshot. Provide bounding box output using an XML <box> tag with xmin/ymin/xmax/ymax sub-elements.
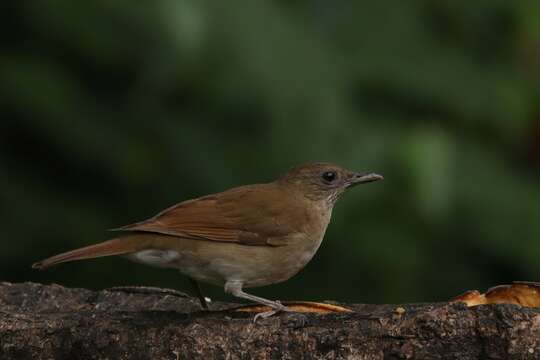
<box><xmin>0</xmin><ymin>282</ymin><xmax>538</xmax><ymax>359</ymax></box>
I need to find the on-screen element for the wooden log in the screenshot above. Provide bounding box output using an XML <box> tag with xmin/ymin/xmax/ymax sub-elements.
<box><xmin>0</xmin><ymin>282</ymin><xmax>538</xmax><ymax>359</ymax></box>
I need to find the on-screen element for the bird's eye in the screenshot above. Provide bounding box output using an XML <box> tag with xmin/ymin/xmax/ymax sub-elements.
<box><xmin>322</xmin><ymin>171</ymin><xmax>337</xmax><ymax>183</ymax></box>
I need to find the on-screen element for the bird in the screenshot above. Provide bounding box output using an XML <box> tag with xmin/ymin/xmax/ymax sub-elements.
<box><xmin>33</xmin><ymin>162</ymin><xmax>383</xmax><ymax>318</ymax></box>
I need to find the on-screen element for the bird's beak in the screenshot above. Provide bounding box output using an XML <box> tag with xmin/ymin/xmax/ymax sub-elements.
<box><xmin>348</xmin><ymin>172</ymin><xmax>384</xmax><ymax>187</ymax></box>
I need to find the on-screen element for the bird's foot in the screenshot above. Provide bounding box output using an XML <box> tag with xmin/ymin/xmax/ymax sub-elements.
<box><xmin>253</xmin><ymin>301</ymin><xmax>290</xmax><ymax>322</ymax></box>
<box><xmin>200</xmin><ymin>297</ymin><xmax>212</xmax><ymax>310</ymax></box>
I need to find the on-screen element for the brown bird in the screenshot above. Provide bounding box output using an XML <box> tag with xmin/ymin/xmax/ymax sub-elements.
<box><xmin>33</xmin><ymin>162</ymin><xmax>382</xmax><ymax>318</ymax></box>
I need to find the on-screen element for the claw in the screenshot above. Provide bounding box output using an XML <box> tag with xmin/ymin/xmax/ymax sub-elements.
<box><xmin>253</xmin><ymin>309</ymin><xmax>279</xmax><ymax>322</ymax></box>
<box><xmin>253</xmin><ymin>302</ymin><xmax>290</xmax><ymax>322</ymax></box>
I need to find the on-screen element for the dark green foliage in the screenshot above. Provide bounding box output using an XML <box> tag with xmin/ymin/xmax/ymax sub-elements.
<box><xmin>1</xmin><ymin>1</ymin><xmax>539</xmax><ymax>304</ymax></box>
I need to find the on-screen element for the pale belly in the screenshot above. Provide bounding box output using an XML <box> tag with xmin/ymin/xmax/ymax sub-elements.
<box><xmin>125</xmin><ymin>232</ymin><xmax>326</xmax><ymax>288</ymax></box>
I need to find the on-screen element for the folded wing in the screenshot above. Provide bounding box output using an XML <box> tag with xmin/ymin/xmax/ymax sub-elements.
<box><xmin>114</xmin><ymin>184</ymin><xmax>305</xmax><ymax>246</ymax></box>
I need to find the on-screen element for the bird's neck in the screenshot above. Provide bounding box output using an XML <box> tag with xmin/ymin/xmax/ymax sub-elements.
<box><xmin>291</xmin><ymin>188</ymin><xmax>335</xmax><ymax>232</ymax></box>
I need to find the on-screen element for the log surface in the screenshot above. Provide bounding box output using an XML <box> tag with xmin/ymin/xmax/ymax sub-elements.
<box><xmin>0</xmin><ymin>282</ymin><xmax>539</xmax><ymax>359</ymax></box>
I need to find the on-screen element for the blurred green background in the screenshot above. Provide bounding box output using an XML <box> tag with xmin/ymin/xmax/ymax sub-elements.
<box><xmin>1</xmin><ymin>1</ymin><xmax>539</xmax><ymax>305</ymax></box>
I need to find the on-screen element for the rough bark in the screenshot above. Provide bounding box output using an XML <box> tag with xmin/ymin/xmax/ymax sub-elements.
<box><xmin>0</xmin><ymin>282</ymin><xmax>539</xmax><ymax>359</ymax></box>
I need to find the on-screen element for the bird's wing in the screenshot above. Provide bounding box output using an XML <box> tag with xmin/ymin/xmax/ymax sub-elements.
<box><xmin>113</xmin><ymin>184</ymin><xmax>307</xmax><ymax>246</ymax></box>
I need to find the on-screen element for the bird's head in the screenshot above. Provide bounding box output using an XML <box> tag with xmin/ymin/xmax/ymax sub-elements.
<box><xmin>279</xmin><ymin>162</ymin><xmax>383</xmax><ymax>205</ymax></box>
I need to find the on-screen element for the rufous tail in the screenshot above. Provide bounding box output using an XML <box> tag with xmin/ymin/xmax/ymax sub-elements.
<box><xmin>32</xmin><ymin>236</ymin><xmax>148</xmax><ymax>270</ymax></box>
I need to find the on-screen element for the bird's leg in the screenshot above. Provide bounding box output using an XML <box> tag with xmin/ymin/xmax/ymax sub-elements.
<box><xmin>189</xmin><ymin>278</ymin><xmax>209</xmax><ymax>310</ymax></box>
<box><xmin>225</xmin><ymin>281</ymin><xmax>288</xmax><ymax>320</ymax></box>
